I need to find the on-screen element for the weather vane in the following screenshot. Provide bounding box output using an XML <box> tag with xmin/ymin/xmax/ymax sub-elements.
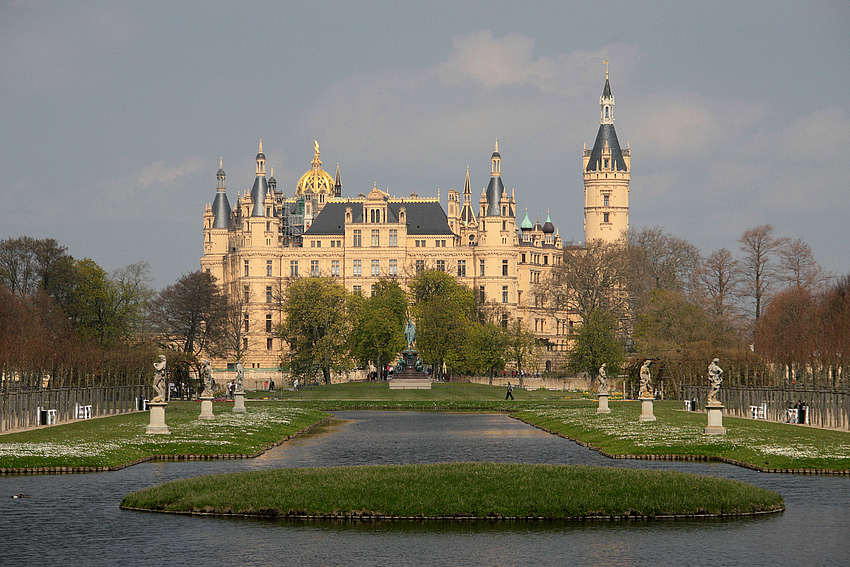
<box><xmin>603</xmin><ymin>60</ymin><xmax>609</xmax><ymax>79</ymax></box>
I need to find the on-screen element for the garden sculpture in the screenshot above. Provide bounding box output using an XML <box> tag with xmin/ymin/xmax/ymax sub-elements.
<box><xmin>708</xmin><ymin>358</ymin><xmax>723</xmax><ymax>403</ymax></box>
<box><xmin>152</xmin><ymin>355</ymin><xmax>166</xmax><ymax>402</ymax></box>
<box><xmin>639</xmin><ymin>360</ymin><xmax>652</xmax><ymax>398</ymax></box>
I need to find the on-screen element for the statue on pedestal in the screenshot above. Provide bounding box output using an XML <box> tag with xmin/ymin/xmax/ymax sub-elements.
<box><xmin>708</xmin><ymin>358</ymin><xmax>723</xmax><ymax>403</ymax></box>
<box><xmin>201</xmin><ymin>359</ymin><xmax>213</xmax><ymax>396</ymax></box>
<box><xmin>152</xmin><ymin>355</ymin><xmax>166</xmax><ymax>402</ymax></box>
<box><xmin>235</xmin><ymin>361</ymin><xmax>244</xmax><ymax>393</ymax></box>
<box><xmin>639</xmin><ymin>360</ymin><xmax>652</xmax><ymax>398</ymax></box>
<box><xmin>598</xmin><ymin>363</ymin><xmax>609</xmax><ymax>395</ymax></box>
<box><xmin>404</xmin><ymin>318</ymin><xmax>416</xmax><ymax>350</ymax></box>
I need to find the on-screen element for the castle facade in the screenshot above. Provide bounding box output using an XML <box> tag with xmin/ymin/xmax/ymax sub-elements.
<box><xmin>200</xmin><ymin>74</ymin><xmax>629</xmax><ymax>374</ymax></box>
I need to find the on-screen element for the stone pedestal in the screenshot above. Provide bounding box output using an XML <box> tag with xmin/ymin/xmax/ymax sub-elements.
<box><xmin>704</xmin><ymin>401</ymin><xmax>727</xmax><ymax>434</ymax></box>
<box><xmin>389</xmin><ymin>348</ymin><xmax>431</xmax><ymax>389</ymax></box>
<box><xmin>596</xmin><ymin>393</ymin><xmax>611</xmax><ymax>414</ymax></box>
<box><xmin>199</xmin><ymin>394</ymin><xmax>215</xmax><ymax>420</ymax></box>
<box><xmin>145</xmin><ymin>401</ymin><xmax>170</xmax><ymax>434</ymax></box>
<box><xmin>639</xmin><ymin>396</ymin><xmax>656</xmax><ymax>422</ymax></box>
<box><xmin>232</xmin><ymin>391</ymin><xmax>246</xmax><ymax>413</ymax></box>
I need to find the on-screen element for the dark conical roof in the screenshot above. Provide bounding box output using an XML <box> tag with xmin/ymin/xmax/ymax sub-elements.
<box><xmin>250</xmin><ymin>176</ymin><xmax>269</xmax><ymax>216</ymax></box>
<box><xmin>585</xmin><ymin>123</ymin><xmax>627</xmax><ymax>172</ymax></box>
<box><xmin>211</xmin><ymin>191</ymin><xmax>232</xmax><ymax>229</ymax></box>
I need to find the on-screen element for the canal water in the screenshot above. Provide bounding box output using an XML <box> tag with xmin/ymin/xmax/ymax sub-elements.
<box><xmin>0</xmin><ymin>411</ymin><xmax>847</xmax><ymax>566</ymax></box>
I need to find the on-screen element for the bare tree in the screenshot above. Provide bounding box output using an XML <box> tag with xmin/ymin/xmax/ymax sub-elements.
<box><xmin>692</xmin><ymin>247</ymin><xmax>743</xmax><ymax>330</ymax></box>
<box><xmin>738</xmin><ymin>224</ymin><xmax>787</xmax><ymax>328</ymax></box>
<box><xmin>625</xmin><ymin>227</ymin><xmax>702</xmax><ymax>316</ymax></box>
<box><xmin>538</xmin><ymin>240</ymin><xmax>628</xmax><ymax>321</ymax></box>
<box><xmin>777</xmin><ymin>237</ymin><xmax>831</xmax><ymax>293</ymax></box>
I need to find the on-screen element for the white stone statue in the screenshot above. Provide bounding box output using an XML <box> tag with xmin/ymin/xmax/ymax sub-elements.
<box><xmin>598</xmin><ymin>363</ymin><xmax>609</xmax><ymax>395</ymax></box>
<box><xmin>708</xmin><ymin>358</ymin><xmax>723</xmax><ymax>403</ymax></box>
<box><xmin>201</xmin><ymin>359</ymin><xmax>213</xmax><ymax>396</ymax></box>
<box><xmin>639</xmin><ymin>360</ymin><xmax>652</xmax><ymax>398</ymax></box>
<box><xmin>152</xmin><ymin>355</ymin><xmax>166</xmax><ymax>402</ymax></box>
<box><xmin>235</xmin><ymin>361</ymin><xmax>244</xmax><ymax>393</ymax></box>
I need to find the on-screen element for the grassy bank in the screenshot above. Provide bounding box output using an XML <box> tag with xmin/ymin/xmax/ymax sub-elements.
<box><xmin>120</xmin><ymin>462</ymin><xmax>784</xmax><ymax>519</ymax></box>
<box><xmin>3</xmin><ymin>383</ymin><xmax>850</xmax><ymax>472</ymax></box>
<box><xmin>515</xmin><ymin>400</ymin><xmax>850</xmax><ymax>472</ymax></box>
<box><xmin>0</xmin><ymin>402</ymin><xmax>327</xmax><ymax>470</ymax></box>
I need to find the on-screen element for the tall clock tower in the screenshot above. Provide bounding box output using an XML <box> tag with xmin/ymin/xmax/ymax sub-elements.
<box><xmin>583</xmin><ymin>63</ymin><xmax>630</xmax><ymax>243</ymax></box>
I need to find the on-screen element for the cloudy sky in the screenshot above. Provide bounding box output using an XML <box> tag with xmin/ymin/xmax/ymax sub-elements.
<box><xmin>2</xmin><ymin>1</ymin><xmax>848</xmax><ymax>287</ymax></box>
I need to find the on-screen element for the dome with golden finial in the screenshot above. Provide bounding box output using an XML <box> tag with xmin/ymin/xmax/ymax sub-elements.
<box><xmin>295</xmin><ymin>140</ymin><xmax>336</xmax><ymax>196</ymax></box>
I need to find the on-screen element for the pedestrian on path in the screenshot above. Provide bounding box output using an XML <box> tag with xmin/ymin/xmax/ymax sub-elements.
<box><xmin>505</xmin><ymin>382</ymin><xmax>514</xmax><ymax>400</ymax></box>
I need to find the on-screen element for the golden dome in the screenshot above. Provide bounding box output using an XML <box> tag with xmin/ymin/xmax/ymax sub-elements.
<box><xmin>295</xmin><ymin>141</ymin><xmax>336</xmax><ymax>196</ymax></box>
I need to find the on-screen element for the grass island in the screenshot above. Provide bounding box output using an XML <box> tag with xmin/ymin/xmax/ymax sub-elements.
<box><xmin>120</xmin><ymin>462</ymin><xmax>784</xmax><ymax>520</ymax></box>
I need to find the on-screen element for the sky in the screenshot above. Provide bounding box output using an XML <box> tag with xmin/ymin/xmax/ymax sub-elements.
<box><xmin>2</xmin><ymin>1</ymin><xmax>849</xmax><ymax>289</ymax></box>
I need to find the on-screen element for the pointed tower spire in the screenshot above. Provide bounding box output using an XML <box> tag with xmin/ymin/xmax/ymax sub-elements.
<box><xmin>334</xmin><ymin>162</ymin><xmax>342</xmax><ymax>196</ymax></box>
<box><xmin>485</xmin><ymin>140</ymin><xmax>504</xmax><ymax>217</ymax></box>
<box><xmin>212</xmin><ymin>158</ymin><xmax>232</xmax><ymax>228</ymax></box>
<box><xmin>250</xmin><ymin>141</ymin><xmax>269</xmax><ymax>216</ymax></box>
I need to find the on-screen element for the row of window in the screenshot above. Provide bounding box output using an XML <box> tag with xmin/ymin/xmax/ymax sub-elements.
<box><xmin>350</xmin><ymin>229</ymin><xmax>400</xmax><ymax>248</ymax></box>
<box><xmin>244</xmin><ymin>254</ymin><xmax>536</xmax><ymax>278</ymax></box>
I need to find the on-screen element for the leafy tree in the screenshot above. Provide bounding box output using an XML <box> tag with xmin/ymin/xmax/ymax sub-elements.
<box><xmin>349</xmin><ymin>279</ymin><xmax>407</xmax><ymax>378</ymax></box>
<box><xmin>0</xmin><ymin>236</ymin><xmax>72</xmax><ymax>296</ymax></box>
<box><xmin>504</xmin><ymin>319</ymin><xmax>540</xmax><ymax>386</ymax></box>
<box><xmin>408</xmin><ymin>270</ymin><xmax>474</xmax><ymax>380</ymax></box>
<box><xmin>279</xmin><ymin>277</ymin><xmax>352</xmax><ymax>384</ymax></box>
<box><xmin>566</xmin><ymin>309</ymin><xmax>623</xmax><ymax>384</ymax></box>
<box><xmin>465</xmin><ymin>322</ymin><xmax>508</xmax><ymax>384</ymax></box>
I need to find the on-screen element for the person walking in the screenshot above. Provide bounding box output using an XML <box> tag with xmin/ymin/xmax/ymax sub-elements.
<box><xmin>505</xmin><ymin>382</ymin><xmax>514</xmax><ymax>400</ymax></box>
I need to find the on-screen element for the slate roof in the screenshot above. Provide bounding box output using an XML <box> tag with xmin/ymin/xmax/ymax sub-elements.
<box><xmin>211</xmin><ymin>191</ymin><xmax>232</xmax><ymax>229</ymax></box>
<box><xmin>304</xmin><ymin>201</ymin><xmax>455</xmax><ymax>236</ymax></box>
<box><xmin>585</xmin><ymin>123</ymin><xmax>627</xmax><ymax>172</ymax></box>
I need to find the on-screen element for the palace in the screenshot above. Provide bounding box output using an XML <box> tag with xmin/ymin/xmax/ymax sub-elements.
<box><xmin>200</xmin><ymin>73</ymin><xmax>629</xmax><ymax>374</ymax></box>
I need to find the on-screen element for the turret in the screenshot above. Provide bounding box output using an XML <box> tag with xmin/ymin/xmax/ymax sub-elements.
<box><xmin>583</xmin><ymin>62</ymin><xmax>630</xmax><ymax>243</ymax></box>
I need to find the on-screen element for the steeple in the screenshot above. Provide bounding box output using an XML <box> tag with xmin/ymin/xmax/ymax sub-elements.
<box><xmin>485</xmin><ymin>140</ymin><xmax>505</xmax><ymax>217</ymax></box>
<box><xmin>460</xmin><ymin>165</ymin><xmax>476</xmax><ymax>226</ymax></box>
<box><xmin>250</xmin><ymin>140</ymin><xmax>269</xmax><ymax>216</ymax></box>
<box><xmin>211</xmin><ymin>158</ymin><xmax>232</xmax><ymax>229</ymax></box>
<box><xmin>586</xmin><ymin>66</ymin><xmax>627</xmax><ymax>172</ymax></box>
<box><xmin>334</xmin><ymin>163</ymin><xmax>342</xmax><ymax>197</ymax></box>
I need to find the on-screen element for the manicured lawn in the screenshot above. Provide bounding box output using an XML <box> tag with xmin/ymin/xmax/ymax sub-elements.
<box><xmin>249</xmin><ymin>381</ymin><xmax>589</xmax><ymax>402</ymax></box>
<box><xmin>0</xmin><ymin>402</ymin><xmax>327</xmax><ymax>469</ymax></box>
<box><xmin>120</xmin><ymin>462</ymin><xmax>784</xmax><ymax>519</ymax></box>
<box><xmin>3</xmin><ymin>383</ymin><xmax>849</xmax><ymax>472</ymax></box>
<box><xmin>514</xmin><ymin>400</ymin><xmax>850</xmax><ymax>472</ymax></box>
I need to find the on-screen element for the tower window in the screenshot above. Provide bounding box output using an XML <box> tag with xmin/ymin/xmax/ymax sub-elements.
<box><xmin>502</xmin><ymin>260</ymin><xmax>508</xmax><ymax>276</ymax></box>
<box><xmin>266</xmin><ymin>260</ymin><xmax>272</xmax><ymax>276</ymax></box>
<box><xmin>266</xmin><ymin>314</ymin><xmax>272</xmax><ymax>333</ymax></box>
<box><xmin>603</xmin><ymin>212</ymin><xmax>610</xmax><ymax>223</ymax></box>
<box><xmin>603</xmin><ymin>195</ymin><xmax>610</xmax><ymax>207</ymax></box>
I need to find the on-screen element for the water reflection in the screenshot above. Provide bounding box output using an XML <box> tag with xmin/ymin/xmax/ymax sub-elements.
<box><xmin>0</xmin><ymin>411</ymin><xmax>847</xmax><ymax>567</ymax></box>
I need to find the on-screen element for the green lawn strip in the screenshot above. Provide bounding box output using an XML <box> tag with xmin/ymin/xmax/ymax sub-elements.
<box><xmin>514</xmin><ymin>400</ymin><xmax>850</xmax><ymax>473</ymax></box>
<box><xmin>119</xmin><ymin>462</ymin><xmax>784</xmax><ymax>519</ymax></box>
<box><xmin>0</xmin><ymin>402</ymin><xmax>328</xmax><ymax>470</ymax></box>
<box><xmin>248</xmin><ymin>382</ymin><xmax>591</xmax><ymax>402</ymax></box>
